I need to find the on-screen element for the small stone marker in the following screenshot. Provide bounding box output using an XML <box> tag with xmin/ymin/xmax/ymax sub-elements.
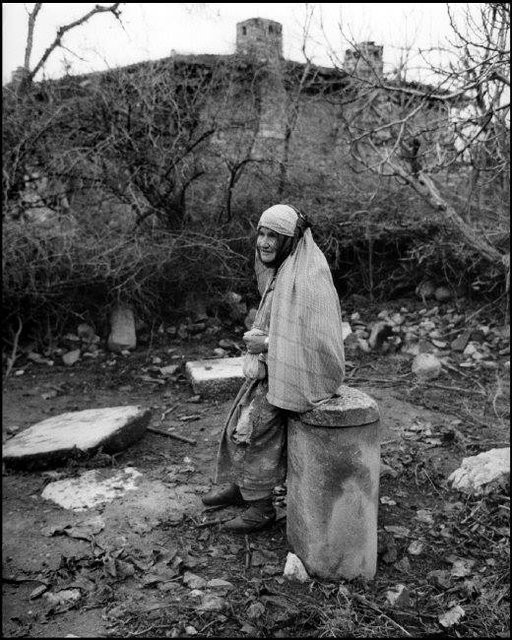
<box><xmin>2</xmin><ymin>406</ymin><xmax>151</xmax><ymax>470</ymax></box>
<box><xmin>185</xmin><ymin>357</ymin><xmax>245</xmax><ymax>397</ymax></box>
<box><xmin>108</xmin><ymin>306</ymin><xmax>136</xmax><ymax>353</ymax></box>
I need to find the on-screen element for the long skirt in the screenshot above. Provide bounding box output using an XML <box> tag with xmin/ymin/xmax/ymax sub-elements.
<box><xmin>214</xmin><ymin>377</ymin><xmax>288</xmax><ymax>493</ymax></box>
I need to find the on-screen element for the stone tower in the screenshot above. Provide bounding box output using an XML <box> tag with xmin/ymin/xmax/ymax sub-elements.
<box><xmin>236</xmin><ymin>18</ymin><xmax>283</xmax><ymax>62</ymax></box>
<box><xmin>344</xmin><ymin>41</ymin><xmax>383</xmax><ymax>78</ymax></box>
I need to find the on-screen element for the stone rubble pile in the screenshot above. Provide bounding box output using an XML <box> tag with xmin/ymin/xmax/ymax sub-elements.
<box><xmin>342</xmin><ymin>304</ymin><xmax>509</xmax><ymax>377</ymax></box>
<box><xmin>12</xmin><ymin>289</ymin><xmax>510</xmax><ymax>381</ymax></box>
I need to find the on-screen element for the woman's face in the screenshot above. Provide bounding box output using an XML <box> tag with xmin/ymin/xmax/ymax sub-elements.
<box><xmin>256</xmin><ymin>226</ymin><xmax>280</xmax><ymax>264</ymax></box>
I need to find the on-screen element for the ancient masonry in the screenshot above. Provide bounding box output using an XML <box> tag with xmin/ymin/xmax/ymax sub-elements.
<box><xmin>233</xmin><ymin>18</ymin><xmax>383</xmax><ymax>169</ymax></box>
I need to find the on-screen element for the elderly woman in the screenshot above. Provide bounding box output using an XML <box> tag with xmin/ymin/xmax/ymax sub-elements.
<box><xmin>202</xmin><ymin>204</ymin><xmax>345</xmax><ymax>532</ymax></box>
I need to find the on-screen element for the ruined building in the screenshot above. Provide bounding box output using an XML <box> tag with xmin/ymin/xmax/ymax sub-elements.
<box><xmin>7</xmin><ymin>17</ymin><xmax>452</xmax><ymax>230</ymax></box>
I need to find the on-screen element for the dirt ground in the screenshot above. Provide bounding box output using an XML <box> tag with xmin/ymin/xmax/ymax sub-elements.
<box><xmin>2</xmin><ymin>306</ymin><xmax>510</xmax><ymax>638</ymax></box>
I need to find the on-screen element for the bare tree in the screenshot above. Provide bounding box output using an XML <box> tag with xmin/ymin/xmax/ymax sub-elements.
<box><xmin>19</xmin><ymin>3</ymin><xmax>123</xmax><ymax>88</ymax></box>
<box><xmin>331</xmin><ymin>3</ymin><xmax>509</xmax><ymax>279</ymax></box>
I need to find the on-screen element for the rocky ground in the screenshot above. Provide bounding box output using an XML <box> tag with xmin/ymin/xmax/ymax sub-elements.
<box><xmin>2</xmin><ymin>295</ymin><xmax>510</xmax><ymax>638</ymax></box>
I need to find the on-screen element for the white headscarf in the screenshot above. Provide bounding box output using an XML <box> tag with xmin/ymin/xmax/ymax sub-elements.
<box><xmin>255</xmin><ymin>204</ymin><xmax>345</xmax><ymax>413</ymax></box>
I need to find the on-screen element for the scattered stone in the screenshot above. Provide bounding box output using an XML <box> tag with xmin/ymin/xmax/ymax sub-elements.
<box><xmin>185</xmin><ymin>626</ymin><xmax>198</xmax><ymax>636</ymax></box>
<box><xmin>27</xmin><ymin>352</ymin><xmax>53</xmax><ymax>365</ymax></box>
<box><xmin>411</xmin><ymin>353</ymin><xmax>442</xmax><ymax>380</ymax></box>
<box><xmin>448</xmin><ymin>447</ymin><xmax>510</xmax><ymax>495</ymax></box>
<box><xmin>343</xmin><ymin>333</ymin><xmax>360</xmax><ymax>354</ymax></box>
<box><xmin>407</xmin><ymin>540</ymin><xmax>424</xmax><ymax>555</ymax></box>
<box><xmin>197</xmin><ymin>594</ymin><xmax>225</xmax><ymax>612</ymax></box>
<box><xmin>439</xmin><ymin>605</ymin><xmax>465</xmax><ymax>628</ymax></box>
<box><xmin>108</xmin><ymin>306</ymin><xmax>136</xmax><ymax>353</ymax></box>
<box><xmin>357</xmin><ymin>338</ymin><xmax>371</xmax><ymax>353</ymax></box>
<box><xmin>368</xmin><ymin>322</ymin><xmax>394</xmax><ymax>350</ymax></box>
<box><xmin>2</xmin><ymin>405</ymin><xmax>151</xmax><ymax>470</ymax></box>
<box><xmin>341</xmin><ymin>322</ymin><xmax>352</xmax><ymax>341</ymax></box>
<box><xmin>434</xmin><ymin>286</ymin><xmax>452</xmax><ymax>302</ymax></box>
<box><xmin>6</xmin><ymin>425</ymin><xmax>21</xmax><ymax>435</ymax></box>
<box><xmin>43</xmin><ymin>588</ymin><xmax>81</xmax><ymax>609</ymax></box>
<box><xmin>386</xmin><ymin>584</ymin><xmax>411</xmax><ymax>607</ymax></box>
<box><xmin>41</xmin><ymin>467</ymin><xmax>142</xmax><ymax>510</ymax></box>
<box><xmin>415</xmin><ymin>280</ymin><xmax>436</xmax><ymax>301</ymax></box>
<box><xmin>283</xmin><ymin>552</ymin><xmax>309</xmax><ymax>582</ymax></box>
<box><xmin>451</xmin><ymin>330</ymin><xmax>471</xmax><ymax>352</ymax></box>
<box><xmin>183</xmin><ymin>572</ymin><xmax>207</xmax><ymax>589</ymax></box>
<box><xmin>62</xmin><ymin>349</ymin><xmax>81</xmax><ymax>366</ymax></box>
<box><xmin>206</xmin><ymin>578</ymin><xmax>235</xmax><ymax>591</ymax></box>
<box><xmin>415</xmin><ymin>509</ymin><xmax>434</xmax><ymax>525</ymax></box>
<box><xmin>160</xmin><ymin>364</ymin><xmax>180</xmax><ymax>376</ymax></box>
<box><xmin>77</xmin><ymin>323</ymin><xmax>96</xmax><ymax>343</ymax></box>
<box><xmin>247</xmin><ymin>601</ymin><xmax>265</xmax><ymax>619</ymax></box>
<box><xmin>29</xmin><ymin>584</ymin><xmax>49</xmax><ymax>600</ymax></box>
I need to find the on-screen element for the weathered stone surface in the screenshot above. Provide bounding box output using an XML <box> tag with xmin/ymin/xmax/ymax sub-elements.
<box><xmin>108</xmin><ymin>306</ymin><xmax>136</xmax><ymax>353</ymax></box>
<box><xmin>62</xmin><ymin>349</ymin><xmax>81</xmax><ymax>366</ymax></box>
<box><xmin>451</xmin><ymin>330</ymin><xmax>471</xmax><ymax>352</ymax></box>
<box><xmin>448</xmin><ymin>448</ymin><xmax>510</xmax><ymax>495</ymax></box>
<box><xmin>287</xmin><ymin>403</ymin><xmax>380</xmax><ymax>580</ymax></box>
<box><xmin>283</xmin><ymin>552</ymin><xmax>309</xmax><ymax>582</ymax></box>
<box><xmin>300</xmin><ymin>385</ymin><xmax>380</xmax><ymax>428</ymax></box>
<box><xmin>2</xmin><ymin>406</ymin><xmax>151</xmax><ymax>470</ymax></box>
<box><xmin>411</xmin><ymin>353</ymin><xmax>442</xmax><ymax>380</ymax></box>
<box><xmin>185</xmin><ymin>357</ymin><xmax>244</xmax><ymax>397</ymax></box>
<box><xmin>434</xmin><ymin>286</ymin><xmax>452</xmax><ymax>302</ymax></box>
<box><xmin>41</xmin><ymin>467</ymin><xmax>143</xmax><ymax>510</ymax></box>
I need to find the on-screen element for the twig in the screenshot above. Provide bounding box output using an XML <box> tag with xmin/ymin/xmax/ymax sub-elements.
<box><xmin>422</xmin><ymin>469</ymin><xmax>444</xmax><ymax>498</ymax></box>
<box><xmin>4</xmin><ymin>316</ymin><xmax>22</xmax><ymax>380</ymax></box>
<box><xmin>245</xmin><ymin>534</ymin><xmax>251</xmax><ymax>569</ymax></box>
<box><xmin>146</xmin><ymin>425</ymin><xmax>196</xmax><ymax>445</ymax></box>
<box><xmin>160</xmin><ymin>403</ymin><xmax>179</xmax><ymax>422</ymax></box>
<box><xmin>424</xmin><ymin>383</ymin><xmax>486</xmax><ymax>396</ymax></box>
<box><xmin>441</xmin><ymin>361</ymin><xmax>475</xmax><ymax>379</ymax></box>
<box><xmin>352</xmin><ymin>593</ymin><xmax>412</xmax><ymax>636</ymax></box>
<box><xmin>350</xmin><ymin>377</ymin><xmax>405</xmax><ymax>385</ymax></box>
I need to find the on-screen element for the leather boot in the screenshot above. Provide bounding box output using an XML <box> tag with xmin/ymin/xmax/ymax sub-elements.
<box><xmin>201</xmin><ymin>483</ymin><xmax>245</xmax><ymax>507</ymax></box>
<box><xmin>222</xmin><ymin>496</ymin><xmax>276</xmax><ymax>533</ymax></box>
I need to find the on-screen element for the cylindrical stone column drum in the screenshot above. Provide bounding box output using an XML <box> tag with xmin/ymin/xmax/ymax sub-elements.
<box><xmin>287</xmin><ymin>385</ymin><xmax>380</xmax><ymax>580</ymax></box>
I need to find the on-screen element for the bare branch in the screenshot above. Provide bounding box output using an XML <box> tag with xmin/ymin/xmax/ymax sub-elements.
<box><xmin>27</xmin><ymin>3</ymin><xmax>124</xmax><ymax>83</ymax></box>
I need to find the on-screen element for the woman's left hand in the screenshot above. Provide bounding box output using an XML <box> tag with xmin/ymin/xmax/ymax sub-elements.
<box><xmin>243</xmin><ymin>331</ymin><xmax>267</xmax><ymax>354</ymax></box>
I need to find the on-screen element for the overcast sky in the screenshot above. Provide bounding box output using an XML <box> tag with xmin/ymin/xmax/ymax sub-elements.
<box><xmin>2</xmin><ymin>3</ymin><xmax>464</xmax><ymax>84</ymax></box>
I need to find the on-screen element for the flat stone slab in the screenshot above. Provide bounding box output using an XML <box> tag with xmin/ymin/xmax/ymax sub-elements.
<box><xmin>185</xmin><ymin>357</ymin><xmax>245</xmax><ymax>397</ymax></box>
<box><xmin>300</xmin><ymin>385</ymin><xmax>380</xmax><ymax>427</ymax></box>
<box><xmin>2</xmin><ymin>406</ymin><xmax>151</xmax><ymax>470</ymax></box>
<box><xmin>41</xmin><ymin>467</ymin><xmax>143</xmax><ymax>510</ymax></box>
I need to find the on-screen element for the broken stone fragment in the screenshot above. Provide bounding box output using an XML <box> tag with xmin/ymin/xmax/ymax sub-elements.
<box><xmin>451</xmin><ymin>330</ymin><xmax>471</xmax><ymax>352</ymax></box>
<box><xmin>283</xmin><ymin>552</ymin><xmax>309</xmax><ymax>582</ymax></box>
<box><xmin>434</xmin><ymin>286</ymin><xmax>452</xmax><ymax>302</ymax></box>
<box><xmin>62</xmin><ymin>349</ymin><xmax>81</xmax><ymax>366</ymax></box>
<box><xmin>341</xmin><ymin>322</ymin><xmax>352</xmax><ymax>341</ymax></box>
<box><xmin>411</xmin><ymin>353</ymin><xmax>442</xmax><ymax>380</ymax></box>
<box><xmin>448</xmin><ymin>448</ymin><xmax>510</xmax><ymax>495</ymax></box>
<box><xmin>368</xmin><ymin>322</ymin><xmax>393</xmax><ymax>349</ymax></box>
<box><xmin>2</xmin><ymin>405</ymin><xmax>151</xmax><ymax>470</ymax></box>
<box><xmin>415</xmin><ymin>280</ymin><xmax>436</xmax><ymax>301</ymax></box>
<box><xmin>77</xmin><ymin>323</ymin><xmax>96</xmax><ymax>343</ymax></box>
